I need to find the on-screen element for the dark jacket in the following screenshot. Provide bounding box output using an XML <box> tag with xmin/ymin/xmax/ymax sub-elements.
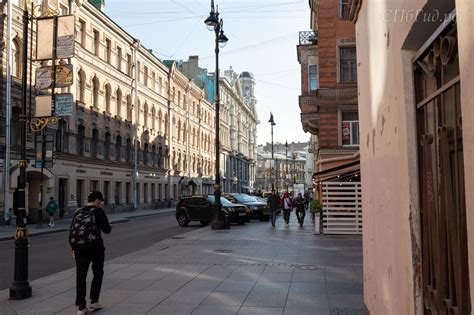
<box><xmin>69</xmin><ymin>206</ymin><xmax>112</xmax><ymax>250</ymax></box>
<box><xmin>267</xmin><ymin>194</ymin><xmax>279</xmax><ymax>211</ymax></box>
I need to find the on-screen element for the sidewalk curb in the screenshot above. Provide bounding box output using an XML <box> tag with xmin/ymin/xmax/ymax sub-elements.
<box><xmin>123</xmin><ymin>209</ymin><xmax>175</xmax><ymax>219</ymax></box>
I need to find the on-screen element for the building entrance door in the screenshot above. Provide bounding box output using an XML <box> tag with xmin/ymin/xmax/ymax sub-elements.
<box><xmin>414</xmin><ymin>14</ymin><xmax>470</xmax><ymax>314</ymax></box>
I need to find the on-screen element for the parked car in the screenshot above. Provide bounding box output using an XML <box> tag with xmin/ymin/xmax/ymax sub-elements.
<box><xmin>175</xmin><ymin>195</ymin><xmax>249</xmax><ymax>227</ymax></box>
<box><xmin>222</xmin><ymin>193</ymin><xmax>270</xmax><ymax>221</ymax></box>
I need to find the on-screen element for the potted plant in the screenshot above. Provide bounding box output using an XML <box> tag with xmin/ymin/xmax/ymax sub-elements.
<box><xmin>310</xmin><ymin>199</ymin><xmax>322</xmax><ymax>220</ymax></box>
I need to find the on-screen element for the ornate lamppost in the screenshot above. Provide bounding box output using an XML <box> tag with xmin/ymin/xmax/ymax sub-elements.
<box><xmin>268</xmin><ymin>113</ymin><xmax>276</xmax><ymax>190</ymax></box>
<box><xmin>205</xmin><ymin>0</ymin><xmax>228</xmax><ymax>230</ymax></box>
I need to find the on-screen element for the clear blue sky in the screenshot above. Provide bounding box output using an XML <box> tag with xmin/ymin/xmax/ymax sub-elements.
<box><xmin>105</xmin><ymin>0</ymin><xmax>311</xmax><ymax>146</ymax></box>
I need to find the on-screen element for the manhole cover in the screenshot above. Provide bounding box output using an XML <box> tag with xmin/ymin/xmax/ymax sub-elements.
<box><xmin>171</xmin><ymin>236</ymin><xmax>187</xmax><ymax>239</ymax></box>
<box><xmin>213</xmin><ymin>249</ymin><xmax>233</xmax><ymax>253</ymax></box>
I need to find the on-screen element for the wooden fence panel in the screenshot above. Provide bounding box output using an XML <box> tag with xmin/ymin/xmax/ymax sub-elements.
<box><xmin>322</xmin><ymin>182</ymin><xmax>362</xmax><ymax>235</ymax></box>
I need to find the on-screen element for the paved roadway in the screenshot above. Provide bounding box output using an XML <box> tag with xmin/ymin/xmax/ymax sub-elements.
<box><xmin>0</xmin><ymin>212</ymin><xmax>201</xmax><ymax>290</ymax></box>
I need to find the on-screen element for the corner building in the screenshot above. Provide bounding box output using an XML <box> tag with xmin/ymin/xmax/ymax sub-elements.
<box><xmin>0</xmin><ymin>0</ymin><xmax>217</xmax><ymax>218</ymax></box>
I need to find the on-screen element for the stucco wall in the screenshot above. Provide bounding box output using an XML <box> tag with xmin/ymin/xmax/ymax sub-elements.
<box><xmin>355</xmin><ymin>1</ymin><xmax>425</xmax><ymax>314</ymax></box>
<box><xmin>455</xmin><ymin>0</ymin><xmax>474</xmax><ymax>303</ymax></box>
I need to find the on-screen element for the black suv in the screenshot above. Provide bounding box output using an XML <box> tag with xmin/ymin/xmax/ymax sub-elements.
<box><xmin>222</xmin><ymin>193</ymin><xmax>270</xmax><ymax>221</ymax></box>
<box><xmin>175</xmin><ymin>195</ymin><xmax>249</xmax><ymax>226</ymax></box>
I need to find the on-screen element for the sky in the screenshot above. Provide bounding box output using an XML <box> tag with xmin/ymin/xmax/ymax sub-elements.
<box><xmin>105</xmin><ymin>0</ymin><xmax>312</xmax><ymax>146</ymax></box>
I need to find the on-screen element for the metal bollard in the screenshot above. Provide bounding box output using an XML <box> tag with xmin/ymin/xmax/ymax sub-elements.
<box><xmin>314</xmin><ymin>212</ymin><xmax>321</xmax><ymax>235</ymax></box>
<box><xmin>224</xmin><ymin>215</ymin><xmax>230</xmax><ymax>229</ymax></box>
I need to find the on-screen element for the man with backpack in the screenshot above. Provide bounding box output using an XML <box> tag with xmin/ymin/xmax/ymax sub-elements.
<box><xmin>69</xmin><ymin>191</ymin><xmax>112</xmax><ymax>315</ymax></box>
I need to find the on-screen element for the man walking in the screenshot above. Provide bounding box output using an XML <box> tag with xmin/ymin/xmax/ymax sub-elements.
<box><xmin>267</xmin><ymin>189</ymin><xmax>279</xmax><ymax>227</ymax></box>
<box><xmin>295</xmin><ymin>192</ymin><xmax>306</xmax><ymax>226</ymax></box>
<box><xmin>69</xmin><ymin>191</ymin><xmax>112</xmax><ymax>315</ymax></box>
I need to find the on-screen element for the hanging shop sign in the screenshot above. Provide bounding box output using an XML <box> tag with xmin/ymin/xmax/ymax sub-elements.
<box><xmin>56</xmin><ymin>15</ymin><xmax>75</xmax><ymax>59</ymax></box>
<box><xmin>34</xmin><ymin>95</ymin><xmax>53</xmax><ymax>117</ymax></box>
<box><xmin>55</xmin><ymin>64</ymin><xmax>74</xmax><ymax>87</ymax></box>
<box><xmin>36</xmin><ymin>17</ymin><xmax>54</xmax><ymax>60</ymax></box>
<box><xmin>35</xmin><ymin>67</ymin><xmax>53</xmax><ymax>90</ymax></box>
<box><xmin>54</xmin><ymin>93</ymin><xmax>74</xmax><ymax>117</ymax></box>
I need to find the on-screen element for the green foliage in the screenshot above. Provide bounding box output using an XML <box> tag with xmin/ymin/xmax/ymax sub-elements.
<box><xmin>310</xmin><ymin>199</ymin><xmax>322</xmax><ymax>215</ymax></box>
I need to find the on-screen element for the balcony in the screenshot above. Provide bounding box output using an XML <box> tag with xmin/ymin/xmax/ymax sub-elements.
<box><xmin>299</xmin><ymin>31</ymin><xmax>317</xmax><ymax>45</ymax></box>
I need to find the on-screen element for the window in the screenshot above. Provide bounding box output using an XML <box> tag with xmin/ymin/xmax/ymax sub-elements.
<box><xmin>340</xmin><ymin>47</ymin><xmax>357</xmax><ymax>84</ymax></box>
<box><xmin>144</xmin><ymin>103</ymin><xmax>148</xmax><ymax>128</ymax></box>
<box><xmin>127</xmin><ymin>95</ymin><xmax>132</xmax><ymax>121</ymax></box>
<box><xmin>339</xmin><ymin>0</ymin><xmax>350</xmax><ymax>20</ymax></box>
<box><xmin>60</xmin><ymin>4</ymin><xmax>68</xmax><ymax>15</ymax></box>
<box><xmin>104</xmin><ymin>132</ymin><xmax>111</xmax><ymax>159</ymax></box>
<box><xmin>92</xmin><ymin>77</ymin><xmax>100</xmax><ymax>108</ymax></box>
<box><xmin>76</xmin><ymin>20</ymin><xmax>86</xmax><ymax>48</ymax></box>
<box><xmin>144</xmin><ymin>66</ymin><xmax>148</xmax><ymax>86</ymax></box>
<box><xmin>12</xmin><ymin>39</ymin><xmax>21</xmax><ymax>77</ymax></box>
<box><xmin>77</xmin><ymin>125</ymin><xmax>85</xmax><ymax>155</ymax></box>
<box><xmin>151</xmin><ymin>72</ymin><xmax>156</xmax><ymax>91</ymax></box>
<box><xmin>105</xmin><ymin>84</ymin><xmax>111</xmax><ymax>114</ymax></box>
<box><xmin>309</xmin><ymin>65</ymin><xmax>318</xmax><ymax>92</ymax></box>
<box><xmin>137</xmin><ymin>61</ymin><xmax>141</xmax><ymax>82</ymax></box>
<box><xmin>158</xmin><ymin>77</ymin><xmax>163</xmax><ymax>95</ymax></box>
<box><xmin>127</xmin><ymin>53</ymin><xmax>132</xmax><ymax>76</ymax></box>
<box><xmin>341</xmin><ymin>112</ymin><xmax>359</xmax><ymax>146</ymax></box>
<box><xmin>92</xmin><ymin>29</ymin><xmax>99</xmax><ymax>56</ymax></box>
<box><xmin>76</xmin><ymin>70</ymin><xmax>85</xmax><ymax>102</ymax></box>
<box><xmin>116</xmin><ymin>46</ymin><xmax>122</xmax><ymax>71</ymax></box>
<box><xmin>105</xmin><ymin>38</ymin><xmax>111</xmax><ymax>63</ymax></box>
<box><xmin>126</xmin><ymin>138</ymin><xmax>131</xmax><ymax>162</ymax></box>
<box><xmin>91</xmin><ymin>128</ymin><xmax>99</xmax><ymax>157</ymax></box>
<box><xmin>116</xmin><ymin>88</ymin><xmax>122</xmax><ymax>117</ymax></box>
<box><xmin>115</xmin><ymin>135</ymin><xmax>121</xmax><ymax>162</ymax></box>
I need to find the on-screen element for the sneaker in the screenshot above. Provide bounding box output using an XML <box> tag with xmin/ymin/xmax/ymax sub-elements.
<box><xmin>88</xmin><ymin>302</ymin><xmax>103</xmax><ymax>311</ymax></box>
<box><xmin>285</xmin><ymin>223</ymin><xmax>289</xmax><ymax>228</ymax></box>
<box><xmin>51</xmin><ymin>222</ymin><xmax>54</xmax><ymax>227</ymax></box>
<box><xmin>77</xmin><ymin>306</ymin><xmax>89</xmax><ymax>315</ymax></box>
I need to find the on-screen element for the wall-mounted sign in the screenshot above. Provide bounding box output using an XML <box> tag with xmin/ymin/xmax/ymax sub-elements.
<box><xmin>34</xmin><ymin>134</ymin><xmax>54</xmax><ymax>169</ymax></box>
<box><xmin>54</xmin><ymin>93</ymin><xmax>74</xmax><ymax>117</ymax></box>
<box><xmin>35</xmin><ymin>67</ymin><xmax>53</xmax><ymax>90</ymax></box>
<box><xmin>36</xmin><ymin>17</ymin><xmax>54</xmax><ymax>60</ymax></box>
<box><xmin>55</xmin><ymin>64</ymin><xmax>74</xmax><ymax>87</ymax></box>
<box><xmin>36</xmin><ymin>15</ymin><xmax>75</xmax><ymax>61</ymax></box>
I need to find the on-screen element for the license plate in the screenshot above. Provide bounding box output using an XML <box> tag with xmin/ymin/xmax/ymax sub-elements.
<box><xmin>239</xmin><ymin>212</ymin><xmax>246</xmax><ymax>216</ymax></box>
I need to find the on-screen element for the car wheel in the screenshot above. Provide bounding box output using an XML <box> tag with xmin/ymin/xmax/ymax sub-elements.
<box><xmin>177</xmin><ymin>213</ymin><xmax>189</xmax><ymax>227</ymax></box>
<box><xmin>200</xmin><ymin>220</ymin><xmax>210</xmax><ymax>226</ymax></box>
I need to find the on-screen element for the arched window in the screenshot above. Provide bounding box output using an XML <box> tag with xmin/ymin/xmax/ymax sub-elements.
<box><xmin>77</xmin><ymin>125</ymin><xmax>85</xmax><ymax>156</ymax></box>
<box><xmin>91</xmin><ymin>128</ymin><xmax>99</xmax><ymax>158</ymax></box>
<box><xmin>127</xmin><ymin>95</ymin><xmax>132</xmax><ymax>121</ymax></box>
<box><xmin>158</xmin><ymin>110</ymin><xmax>162</xmax><ymax>133</ymax></box>
<box><xmin>143</xmin><ymin>143</ymin><xmax>148</xmax><ymax>165</ymax></box>
<box><xmin>151</xmin><ymin>145</ymin><xmax>156</xmax><ymax>166</ymax></box>
<box><xmin>92</xmin><ymin>76</ymin><xmax>100</xmax><ymax>108</ymax></box>
<box><xmin>177</xmin><ymin>120</ymin><xmax>181</xmax><ymax>142</ymax></box>
<box><xmin>76</xmin><ymin>70</ymin><xmax>85</xmax><ymax>103</ymax></box>
<box><xmin>105</xmin><ymin>84</ymin><xmax>111</xmax><ymax>114</ymax></box>
<box><xmin>116</xmin><ymin>88</ymin><xmax>122</xmax><ymax>117</ymax></box>
<box><xmin>143</xmin><ymin>103</ymin><xmax>148</xmax><ymax>128</ymax></box>
<box><xmin>151</xmin><ymin>106</ymin><xmax>156</xmax><ymax>130</ymax></box>
<box><xmin>104</xmin><ymin>132</ymin><xmax>111</xmax><ymax>159</ymax></box>
<box><xmin>12</xmin><ymin>38</ymin><xmax>21</xmax><ymax>77</ymax></box>
<box><xmin>126</xmin><ymin>138</ymin><xmax>131</xmax><ymax>162</ymax></box>
<box><xmin>115</xmin><ymin>135</ymin><xmax>122</xmax><ymax>162</ymax></box>
<box><xmin>158</xmin><ymin>146</ymin><xmax>163</xmax><ymax>167</ymax></box>
<box><xmin>164</xmin><ymin>114</ymin><xmax>169</xmax><ymax>136</ymax></box>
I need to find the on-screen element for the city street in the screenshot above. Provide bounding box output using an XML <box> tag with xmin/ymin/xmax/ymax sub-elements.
<box><xmin>0</xmin><ymin>212</ymin><xmax>201</xmax><ymax>291</ymax></box>
<box><xmin>0</xmin><ymin>212</ymin><xmax>363</xmax><ymax>314</ymax></box>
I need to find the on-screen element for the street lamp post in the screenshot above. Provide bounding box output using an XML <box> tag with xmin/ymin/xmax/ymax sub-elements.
<box><xmin>293</xmin><ymin>152</ymin><xmax>297</xmax><ymax>184</ymax></box>
<box><xmin>285</xmin><ymin>141</ymin><xmax>288</xmax><ymax>191</ymax></box>
<box><xmin>268</xmin><ymin>112</ymin><xmax>275</xmax><ymax>190</ymax></box>
<box><xmin>205</xmin><ymin>0</ymin><xmax>228</xmax><ymax>230</ymax></box>
<box><xmin>10</xmin><ymin>5</ymin><xmax>32</xmax><ymax>300</ymax></box>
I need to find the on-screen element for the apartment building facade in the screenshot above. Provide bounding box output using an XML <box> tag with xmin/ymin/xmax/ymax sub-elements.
<box><xmin>0</xmin><ymin>0</ymin><xmax>218</xmax><ymax>220</ymax></box>
<box><xmin>297</xmin><ymin>0</ymin><xmax>360</xmax><ymax>197</ymax></box>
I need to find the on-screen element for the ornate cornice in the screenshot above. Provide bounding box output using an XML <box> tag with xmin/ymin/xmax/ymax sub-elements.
<box><xmin>301</xmin><ymin>113</ymin><xmax>320</xmax><ymax>135</ymax></box>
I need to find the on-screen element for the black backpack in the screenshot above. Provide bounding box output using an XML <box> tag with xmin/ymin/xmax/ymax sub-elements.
<box><xmin>69</xmin><ymin>207</ymin><xmax>100</xmax><ymax>248</ymax></box>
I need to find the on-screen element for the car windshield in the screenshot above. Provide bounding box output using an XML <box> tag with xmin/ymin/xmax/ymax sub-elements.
<box><xmin>207</xmin><ymin>196</ymin><xmax>233</xmax><ymax>206</ymax></box>
<box><xmin>233</xmin><ymin>194</ymin><xmax>258</xmax><ymax>203</ymax></box>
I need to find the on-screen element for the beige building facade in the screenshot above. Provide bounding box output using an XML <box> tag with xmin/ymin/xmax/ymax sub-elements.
<box><xmin>0</xmin><ymin>0</ymin><xmax>219</xmax><ymax>219</ymax></box>
<box><xmin>353</xmin><ymin>0</ymin><xmax>473</xmax><ymax>313</ymax></box>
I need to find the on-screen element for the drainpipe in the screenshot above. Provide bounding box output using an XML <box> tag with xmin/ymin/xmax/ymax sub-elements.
<box><xmin>167</xmin><ymin>67</ymin><xmax>173</xmax><ymax>205</ymax></box>
<box><xmin>132</xmin><ymin>39</ymin><xmax>139</xmax><ymax>210</ymax></box>
<box><xmin>4</xmin><ymin>0</ymin><xmax>13</xmax><ymax>224</ymax></box>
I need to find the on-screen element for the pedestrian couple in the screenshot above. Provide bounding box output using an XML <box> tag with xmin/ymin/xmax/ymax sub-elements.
<box><xmin>267</xmin><ymin>190</ymin><xmax>306</xmax><ymax>227</ymax></box>
<box><xmin>69</xmin><ymin>191</ymin><xmax>112</xmax><ymax>315</ymax></box>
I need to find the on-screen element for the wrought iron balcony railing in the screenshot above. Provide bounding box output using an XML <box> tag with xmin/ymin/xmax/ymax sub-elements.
<box><xmin>299</xmin><ymin>31</ymin><xmax>317</xmax><ymax>45</ymax></box>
